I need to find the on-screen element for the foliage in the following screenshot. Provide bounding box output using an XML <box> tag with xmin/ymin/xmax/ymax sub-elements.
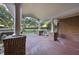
<box><xmin>21</xmin><ymin>17</ymin><xmax>51</xmax><ymax>34</ymax></box>
<box><xmin>0</xmin><ymin>5</ymin><xmax>13</xmax><ymax>28</ymax></box>
<box><xmin>47</xmin><ymin>22</ymin><xmax>51</xmax><ymax>30</ymax></box>
<box><xmin>21</xmin><ymin>17</ymin><xmax>39</xmax><ymax>33</ymax></box>
<box><xmin>21</xmin><ymin>17</ymin><xmax>38</xmax><ymax>28</ymax></box>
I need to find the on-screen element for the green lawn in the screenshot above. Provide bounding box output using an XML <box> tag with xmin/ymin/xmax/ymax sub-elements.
<box><xmin>21</xmin><ymin>29</ymin><xmax>38</xmax><ymax>35</ymax></box>
<box><xmin>21</xmin><ymin>28</ymin><xmax>47</xmax><ymax>35</ymax></box>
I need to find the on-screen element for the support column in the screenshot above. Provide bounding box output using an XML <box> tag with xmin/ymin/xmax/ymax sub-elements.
<box><xmin>53</xmin><ymin>18</ymin><xmax>59</xmax><ymax>41</ymax></box>
<box><xmin>51</xmin><ymin>19</ymin><xmax>54</xmax><ymax>33</ymax></box>
<box><xmin>37</xmin><ymin>20</ymin><xmax>41</xmax><ymax>35</ymax></box>
<box><xmin>13</xmin><ymin>3</ymin><xmax>21</xmax><ymax>36</ymax></box>
<box><xmin>49</xmin><ymin>18</ymin><xmax>54</xmax><ymax>40</ymax></box>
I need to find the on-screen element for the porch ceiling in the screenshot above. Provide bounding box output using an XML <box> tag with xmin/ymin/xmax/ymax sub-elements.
<box><xmin>5</xmin><ymin>3</ymin><xmax>79</xmax><ymax>20</ymax></box>
<box><xmin>22</xmin><ymin>3</ymin><xmax>79</xmax><ymax>20</ymax></box>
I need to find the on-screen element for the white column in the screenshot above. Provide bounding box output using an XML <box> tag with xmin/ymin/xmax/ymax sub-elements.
<box><xmin>13</xmin><ymin>3</ymin><xmax>21</xmax><ymax>36</ymax></box>
<box><xmin>53</xmin><ymin>18</ymin><xmax>59</xmax><ymax>41</ymax></box>
<box><xmin>38</xmin><ymin>22</ymin><xmax>41</xmax><ymax>31</ymax></box>
<box><xmin>53</xmin><ymin>18</ymin><xmax>59</xmax><ymax>33</ymax></box>
<box><xmin>51</xmin><ymin>18</ymin><xmax>54</xmax><ymax>33</ymax></box>
<box><xmin>13</xmin><ymin>4</ymin><xmax>16</xmax><ymax>35</ymax></box>
<box><xmin>50</xmin><ymin>18</ymin><xmax>59</xmax><ymax>33</ymax></box>
<box><xmin>37</xmin><ymin>20</ymin><xmax>41</xmax><ymax>34</ymax></box>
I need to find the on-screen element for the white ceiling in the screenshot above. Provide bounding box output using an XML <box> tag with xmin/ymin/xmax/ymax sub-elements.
<box><xmin>22</xmin><ymin>3</ymin><xmax>79</xmax><ymax>20</ymax></box>
<box><xmin>5</xmin><ymin>3</ymin><xmax>79</xmax><ymax>20</ymax></box>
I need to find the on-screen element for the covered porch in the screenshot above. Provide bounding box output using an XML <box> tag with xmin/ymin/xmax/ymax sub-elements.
<box><xmin>0</xmin><ymin>3</ymin><xmax>79</xmax><ymax>55</ymax></box>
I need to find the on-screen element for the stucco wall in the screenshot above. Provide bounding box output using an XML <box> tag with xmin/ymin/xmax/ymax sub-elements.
<box><xmin>59</xmin><ymin>15</ymin><xmax>79</xmax><ymax>41</ymax></box>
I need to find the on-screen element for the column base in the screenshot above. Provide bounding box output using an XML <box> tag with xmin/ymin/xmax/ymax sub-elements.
<box><xmin>54</xmin><ymin>32</ymin><xmax>58</xmax><ymax>41</ymax></box>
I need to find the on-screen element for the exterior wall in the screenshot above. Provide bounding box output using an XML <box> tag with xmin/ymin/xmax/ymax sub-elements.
<box><xmin>59</xmin><ymin>15</ymin><xmax>79</xmax><ymax>41</ymax></box>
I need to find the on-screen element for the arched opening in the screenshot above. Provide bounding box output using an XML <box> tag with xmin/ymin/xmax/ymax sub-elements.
<box><xmin>21</xmin><ymin>17</ymin><xmax>51</xmax><ymax>36</ymax></box>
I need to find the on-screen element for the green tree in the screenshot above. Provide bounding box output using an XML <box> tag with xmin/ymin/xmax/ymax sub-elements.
<box><xmin>21</xmin><ymin>17</ymin><xmax>39</xmax><ymax>33</ymax></box>
<box><xmin>21</xmin><ymin>17</ymin><xmax>38</xmax><ymax>28</ymax></box>
<box><xmin>0</xmin><ymin>5</ymin><xmax>13</xmax><ymax>28</ymax></box>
